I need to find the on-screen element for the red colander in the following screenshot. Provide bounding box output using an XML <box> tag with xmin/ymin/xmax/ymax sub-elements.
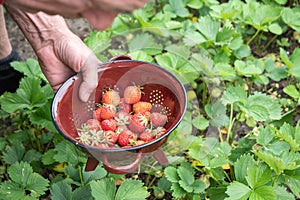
<box><xmin>51</xmin><ymin>56</ymin><xmax>187</xmax><ymax>174</ymax></box>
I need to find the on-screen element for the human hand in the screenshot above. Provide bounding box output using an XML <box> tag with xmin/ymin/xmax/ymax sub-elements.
<box><xmin>4</xmin><ymin>0</ymin><xmax>151</xmax><ymax>30</ymax></box>
<box><xmin>4</xmin><ymin>4</ymin><xmax>100</xmax><ymax>102</ymax></box>
<box><xmin>36</xmin><ymin>31</ymin><xmax>100</xmax><ymax>102</ymax></box>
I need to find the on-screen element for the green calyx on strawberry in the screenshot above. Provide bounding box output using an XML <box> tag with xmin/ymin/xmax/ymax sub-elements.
<box><xmin>114</xmin><ymin>111</ymin><xmax>130</xmax><ymax>126</ymax></box>
<box><xmin>82</xmin><ymin>119</ymin><xmax>101</xmax><ymax>132</ymax></box>
<box><xmin>103</xmin><ymin>130</ymin><xmax>119</xmax><ymax>144</ymax></box>
<box><xmin>128</xmin><ymin>113</ymin><xmax>149</xmax><ymax>133</ymax></box>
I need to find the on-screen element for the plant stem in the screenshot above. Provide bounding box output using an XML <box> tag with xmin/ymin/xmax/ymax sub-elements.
<box><xmin>260</xmin><ymin>34</ymin><xmax>278</xmax><ymax>54</ymax></box>
<box><xmin>227</xmin><ymin>104</ymin><xmax>236</xmax><ymax>144</ymax></box>
<box><xmin>247</xmin><ymin>29</ymin><xmax>261</xmax><ymax>46</ymax></box>
<box><xmin>78</xmin><ymin>165</ymin><xmax>84</xmax><ymax>187</ymax></box>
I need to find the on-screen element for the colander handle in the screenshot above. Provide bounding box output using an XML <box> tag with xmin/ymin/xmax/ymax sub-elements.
<box><xmin>102</xmin><ymin>151</ymin><xmax>142</xmax><ymax>174</ymax></box>
<box><xmin>110</xmin><ymin>55</ymin><xmax>132</xmax><ymax>61</ymax></box>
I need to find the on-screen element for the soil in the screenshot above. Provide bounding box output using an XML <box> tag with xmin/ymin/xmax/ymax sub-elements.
<box><xmin>5</xmin><ymin>12</ymin><xmax>93</xmax><ymax>60</ymax></box>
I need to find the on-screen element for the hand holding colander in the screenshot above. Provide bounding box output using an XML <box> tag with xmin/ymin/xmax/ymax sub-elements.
<box><xmin>51</xmin><ymin>56</ymin><xmax>187</xmax><ymax>174</ymax></box>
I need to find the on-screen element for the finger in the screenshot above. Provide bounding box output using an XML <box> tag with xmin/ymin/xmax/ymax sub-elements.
<box><xmin>81</xmin><ymin>9</ymin><xmax>118</xmax><ymax>30</ymax></box>
<box><xmin>78</xmin><ymin>53</ymin><xmax>100</xmax><ymax>102</ymax></box>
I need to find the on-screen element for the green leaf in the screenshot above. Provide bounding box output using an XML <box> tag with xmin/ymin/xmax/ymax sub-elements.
<box><xmin>254</xmin><ymin>150</ymin><xmax>284</xmax><ymax>174</ymax></box>
<box><xmin>194</xmin><ymin>16</ymin><xmax>220</xmax><ymax>41</ymax></box>
<box><xmin>165</xmin><ymin>44</ymin><xmax>190</xmax><ymax>60</ymax></box>
<box><xmin>257</xmin><ymin>126</ymin><xmax>274</xmax><ymax>146</ymax></box>
<box><xmin>170</xmin><ymin>182</ymin><xmax>186</xmax><ymax>199</ymax></box>
<box><xmin>10</xmin><ymin>58</ymin><xmax>47</xmax><ymax>82</ymax></box>
<box><xmin>30</xmin><ymin>101</ymin><xmax>56</xmax><ymax>132</ymax></box>
<box><xmin>246</xmin><ymin>164</ymin><xmax>272</xmax><ymax>189</ymax></box>
<box><xmin>163</xmin><ymin>0</ymin><xmax>190</xmax><ymax>18</ymax></box>
<box><xmin>275</xmin><ymin>186</ymin><xmax>295</xmax><ymax>200</ymax></box>
<box><xmin>0</xmin><ymin>77</ymin><xmax>48</xmax><ymax>113</ymax></box>
<box><xmin>7</xmin><ymin>161</ymin><xmax>49</xmax><ymax>197</ymax></box>
<box><xmin>50</xmin><ymin>181</ymin><xmax>72</xmax><ymax>200</ymax></box>
<box><xmin>215</xmin><ymin>63</ymin><xmax>237</xmax><ymax>81</ymax></box>
<box><xmin>0</xmin><ymin>137</ymin><xmax>6</xmax><ymax>152</ymax></box>
<box><xmin>249</xmin><ymin>185</ymin><xmax>276</xmax><ymax>200</ymax></box>
<box><xmin>277</xmin><ymin>123</ymin><xmax>300</xmax><ymax>151</ymax></box>
<box><xmin>285</xmin><ymin>168</ymin><xmax>300</xmax><ymax>198</ymax></box>
<box><xmin>165</xmin><ymin>166</ymin><xmax>180</xmax><ymax>183</ymax></box>
<box><xmin>192</xmin><ymin>115</ymin><xmax>209</xmax><ymax>130</ymax></box>
<box><xmin>244</xmin><ymin>92</ymin><xmax>282</xmax><ymax>121</ymax></box>
<box><xmin>82</xmin><ymin>165</ymin><xmax>107</xmax><ymax>185</ymax></box>
<box><xmin>115</xmin><ymin>179</ymin><xmax>150</xmax><ymax>200</ymax></box>
<box><xmin>8</xmin><ymin>161</ymin><xmax>33</xmax><ymax>186</ymax></box>
<box><xmin>222</xmin><ymin>85</ymin><xmax>247</xmax><ymax>105</ymax></box>
<box><xmin>127</xmin><ymin>50</ymin><xmax>153</xmax><ymax>63</ymax></box>
<box><xmin>268</xmin><ymin>23</ymin><xmax>283</xmax><ymax>35</ymax></box>
<box><xmin>207</xmin><ymin>186</ymin><xmax>228</xmax><ymax>200</ymax></box>
<box><xmin>234</xmin><ymin>60</ymin><xmax>264</xmax><ymax>77</ymax></box>
<box><xmin>2</xmin><ymin>142</ymin><xmax>25</xmax><ymax>164</ymax></box>
<box><xmin>42</xmin><ymin>149</ymin><xmax>57</xmax><ymax>165</ymax></box>
<box><xmin>177</xmin><ymin>166</ymin><xmax>195</xmax><ymax>187</ymax></box>
<box><xmin>283</xmin><ymin>85</ymin><xmax>300</xmax><ymax>99</ymax></box>
<box><xmin>267</xmin><ymin>141</ymin><xmax>290</xmax><ymax>156</ymax></box>
<box><xmin>26</xmin><ymin>173</ymin><xmax>50</xmax><ymax>197</ymax></box>
<box><xmin>205</xmin><ymin>101</ymin><xmax>230</xmax><ymax>127</ymax></box>
<box><xmin>216</xmin><ymin>26</ymin><xmax>235</xmax><ymax>45</ymax></box>
<box><xmin>187</xmin><ymin>0</ymin><xmax>203</xmax><ymax>9</ymax></box>
<box><xmin>53</xmin><ymin>140</ymin><xmax>86</xmax><ymax>166</ymax></box>
<box><xmin>183</xmin><ymin>32</ymin><xmax>207</xmax><ymax>46</ymax></box>
<box><xmin>234</xmin><ymin>154</ymin><xmax>256</xmax><ymax>185</ymax></box>
<box><xmin>23</xmin><ymin>149</ymin><xmax>42</xmax><ymax>163</ymax></box>
<box><xmin>225</xmin><ymin>181</ymin><xmax>251</xmax><ymax>200</ymax></box>
<box><xmin>0</xmin><ymin>181</ymin><xmax>26</xmax><ymax>199</ymax></box>
<box><xmin>128</xmin><ymin>33</ymin><xmax>163</xmax><ymax>55</ymax></box>
<box><xmin>90</xmin><ymin>178</ymin><xmax>116</xmax><ymax>200</ymax></box>
<box><xmin>72</xmin><ymin>185</ymin><xmax>93</xmax><ymax>200</ymax></box>
<box><xmin>192</xmin><ymin>179</ymin><xmax>206</xmax><ymax>194</ymax></box>
<box><xmin>84</xmin><ymin>31</ymin><xmax>111</xmax><ymax>56</ymax></box>
<box><xmin>282</xmin><ymin>8</ymin><xmax>300</xmax><ymax>32</ymax></box>
<box><xmin>265</xmin><ymin>58</ymin><xmax>287</xmax><ymax>81</ymax></box>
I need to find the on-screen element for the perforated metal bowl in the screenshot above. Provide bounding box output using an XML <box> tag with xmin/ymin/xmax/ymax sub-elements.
<box><xmin>51</xmin><ymin>56</ymin><xmax>187</xmax><ymax>174</ymax></box>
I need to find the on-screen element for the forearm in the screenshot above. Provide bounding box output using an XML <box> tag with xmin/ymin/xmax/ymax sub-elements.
<box><xmin>4</xmin><ymin>3</ymin><xmax>71</xmax><ymax>52</ymax></box>
<box><xmin>0</xmin><ymin>6</ymin><xmax>12</xmax><ymax>58</ymax></box>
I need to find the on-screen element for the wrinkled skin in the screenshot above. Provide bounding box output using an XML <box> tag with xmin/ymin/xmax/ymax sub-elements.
<box><xmin>4</xmin><ymin>0</ymin><xmax>150</xmax><ymax>29</ymax></box>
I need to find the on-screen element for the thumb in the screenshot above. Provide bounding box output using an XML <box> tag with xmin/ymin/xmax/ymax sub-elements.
<box><xmin>78</xmin><ymin>53</ymin><xmax>100</xmax><ymax>102</ymax></box>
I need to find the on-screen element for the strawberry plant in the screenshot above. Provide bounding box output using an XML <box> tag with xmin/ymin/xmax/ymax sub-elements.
<box><xmin>2</xmin><ymin>0</ymin><xmax>300</xmax><ymax>199</ymax></box>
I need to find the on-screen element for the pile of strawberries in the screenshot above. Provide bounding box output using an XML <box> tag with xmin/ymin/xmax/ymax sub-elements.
<box><xmin>76</xmin><ymin>85</ymin><xmax>168</xmax><ymax>149</ymax></box>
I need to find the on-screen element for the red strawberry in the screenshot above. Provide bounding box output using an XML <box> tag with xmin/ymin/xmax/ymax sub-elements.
<box><xmin>100</xmin><ymin>104</ymin><xmax>116</xmax><ymax>119</ymax></box>
<box><xmin>84</xmin><ymin>119</ymin><xmax>101</xmax><ymax>131</ymax></box>
<box><xmin>123</xmin><ymin>85</ymin><xmax>142</xmax><ymax>104</ymax></box>
<box><xmin>103</xmin><ymin>130</ymin><xmax>119</xmax><ymax>144</ymax></box>
<box><xmin>118</xmin><ymin>98</ymin><xmax>132</xmax><ymax>113</ymax></box>
<box><xmin>150</xmin><ymin>112</ymin><xmax>168</xmax><ymax>127</ymax></box>
<box><xmin>102</xmin><ymin>89</ymin><xmax>121</xmax><ymax>106</ymax></box>
<box><xmin>139</xmin><ymin>130</ymin><xmax>154</xmax><ymax>142</ymax></box>
<box><xmin>128</xmin><ymin>113</ymin><xmax>149</xmax><ymax>133</ymax></box>
<box><xmin>133</xmin><ymin>101</ymin><xmax>152</xmax><ymax>114</ymax></box>
<box><xmin>101</xmin><ymin>118</ymin><xmax>117</xmax><ymax>131</ymax></box>
<box><xmin>118</xmin><ymin>129</ymin><xmax>136</xmax><ymax>147</ymax></box>
<box><xmin>93</xmin><ymin>107</ymin><xmax>102</xmax><ymax>121</ymax></box>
